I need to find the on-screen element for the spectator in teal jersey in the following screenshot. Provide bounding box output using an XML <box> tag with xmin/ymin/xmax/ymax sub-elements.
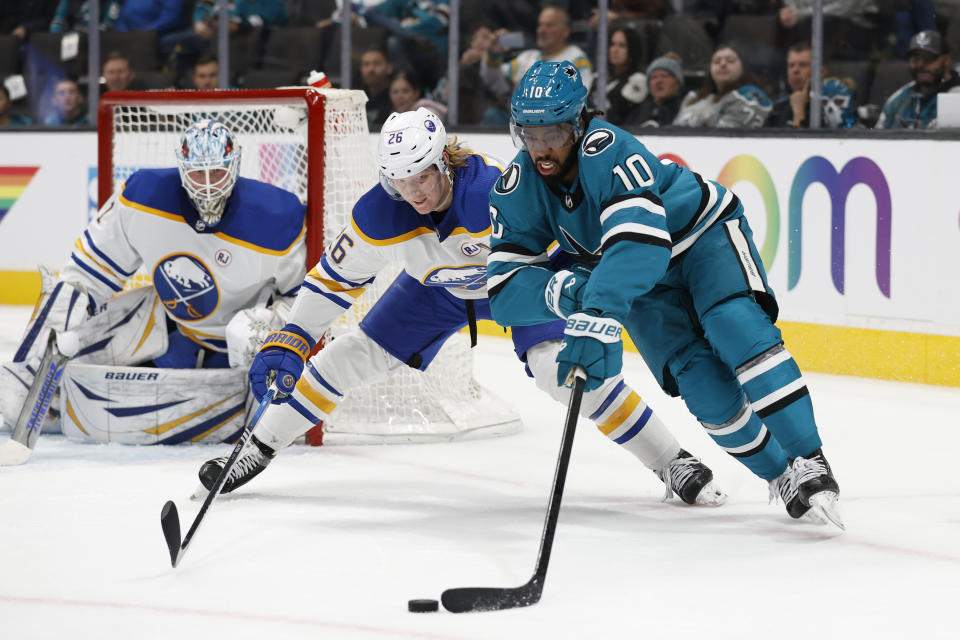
<box><xmin>0</xmin><ymin>84</ymin><xmax>34</xmax><ymax>127</ymax></box>
<box><xmin>363</xmin><ymin>0</ymin><xmax>449</xmax><ymax>90</ymax></box>
<box><xmin>876</xmin><ymin>30</ymin><xmax>960</xmax><ymax>129</ymax></box>
<box><xmin>43</xmin><ymin>77</ymin><xmax>88</xmax><ymax>126</ymax></box>
<box><xmin>160</xmin><ymin>0</ymin><xmax>287</xmax><ymax>80</ymax></box>
<box><xmin>673</xmin><ymin>43</ymin><xmax>772</xmax><ymax>128</ymax></box>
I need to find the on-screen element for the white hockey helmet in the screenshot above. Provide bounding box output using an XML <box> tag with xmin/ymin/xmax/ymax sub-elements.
<box><xmin>377</xmin><ymin>107</ymin><xmax>448</xmax><ymax>200</ymax></box>
<box><xmin>175</xmin><ymin>119</ymin><xmax>241</xmax><ymax>226</ymax></box>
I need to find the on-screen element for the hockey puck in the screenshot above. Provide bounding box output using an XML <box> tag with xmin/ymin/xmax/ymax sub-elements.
<box><xmin>408</xmin><ymin>598</ymin><xmax>439</xmax><ymax>613</ymax></box>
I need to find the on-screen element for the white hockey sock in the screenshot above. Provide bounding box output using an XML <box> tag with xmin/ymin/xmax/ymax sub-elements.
<box><xmin>524</xmin><ymin>341</ymin><xmax>680</xmax><ymax>471</ymax></box>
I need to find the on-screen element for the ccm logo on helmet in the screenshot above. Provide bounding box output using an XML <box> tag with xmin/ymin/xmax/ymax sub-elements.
<box><xmin>582</xmin><ymin>129</ymin><xmax>615</xmax><ymax>156</ymax></box>
<box><xmin>495</xmin><ymin>163</ymin><xmax>521</xmax><ymax>195</ymax></box>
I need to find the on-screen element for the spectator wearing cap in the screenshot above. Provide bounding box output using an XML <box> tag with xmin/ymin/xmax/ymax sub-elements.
<box><xmin>623</xmin><ymin>54</ymin><xmax>684</xmax><ymax>128</ymax></box>
<box><xmin>876</xmin><ymin>30</ymin><xmax>960</xmax><ymax>129</ymax></box>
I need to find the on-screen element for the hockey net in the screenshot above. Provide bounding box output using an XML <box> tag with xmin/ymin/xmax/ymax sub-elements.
<box><xmin>97</xmin><ymin>88</ymin><xmax>520</xmax><ymax>444</ymax></box>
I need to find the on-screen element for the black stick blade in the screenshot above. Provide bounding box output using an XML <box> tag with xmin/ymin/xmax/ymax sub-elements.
<box><xmin>441</xmin><ymin>580</ymin><xmax>543</xmax><ymax>613</ymax></box>
<box><xmin>160</xmin><ymin>500</ymin><xmax>182</xmax><ymax>567</ymax></box>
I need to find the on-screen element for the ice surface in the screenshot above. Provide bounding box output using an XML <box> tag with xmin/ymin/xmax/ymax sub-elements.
<box><xmin>0</xmin><ymin>304</ymin><xmax>957</xmax><ymax>639</ymax></box>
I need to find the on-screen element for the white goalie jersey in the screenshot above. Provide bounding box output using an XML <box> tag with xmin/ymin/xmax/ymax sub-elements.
<box><xmin>65</xmin><ymin>168</ymin><xmax>307</xmax><ymax>352</ymax></box>
<box><xmin>288</xmin><ymin>154</ymin><xmax>499</xmax><ymax>340</ymax></box>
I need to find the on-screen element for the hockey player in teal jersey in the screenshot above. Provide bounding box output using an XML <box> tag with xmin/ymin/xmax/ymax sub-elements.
<box><xmin>197</xmin><ymin>107</ymin><xmax>726</xmax><ymax>507</ymax></box>
<box><xmin>487</xmin><ymin>60</ymin><xmax>843</xmax><ymax>527</ymax></box>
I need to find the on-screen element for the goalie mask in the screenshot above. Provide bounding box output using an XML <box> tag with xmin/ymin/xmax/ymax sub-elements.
<box><xmin>376</xmin><ymin>107</ymin><xmax>450</xmax><ymax>208</ymax></box>
<box><xmin>176</xmin><ymin>119</ymin><xmax>241</xmax><ymax>226</ymax></box>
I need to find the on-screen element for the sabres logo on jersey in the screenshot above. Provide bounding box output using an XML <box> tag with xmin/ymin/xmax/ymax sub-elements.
<box><xmin>153</xmin><ymin>254</ymin><xmax>220</xmax><ymax>321</ymax></box>
<box><xmin>582</xmin><ymin>129</ymin><xmax>615</xmax><ymax>156</ymax></box>
<box><xmin>423</xmin><ymin>265</ymin><xmax>487</xmax><ymax>290</ymax></box>
<box><xmin>495</xmin><ymin>163</ymin><xmax>521</xmax><ymax>195</ymax></box>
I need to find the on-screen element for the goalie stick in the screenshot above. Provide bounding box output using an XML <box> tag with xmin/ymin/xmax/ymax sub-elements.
<box><xmin>0</xmin><ymin>333</ymin><xmax>69</xmax><ymax>466</ymax></box>
<box><xmin>160</xmin><ymin>387</ymin><xmax>277</xmax><ymax>568</ymax></box>
<box><xmin>440</xmin><ymin>368</ymin><xmax>586</xmax><ymax>613</ymax></box>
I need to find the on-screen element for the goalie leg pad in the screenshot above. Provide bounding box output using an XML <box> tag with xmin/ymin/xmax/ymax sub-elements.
<box><xmin>68</xmin><ymin>286</ymin><xmax>169</xmax><ymax>366</ymax></box>
<box><xmin>524</xmin><ymin>340</ymin><xmax>679</xmax><ymax>471</ymax></box>
<box><xmin>60</xmin><ymin>363</ymin><xmax>248</xmax><ymax>444</ymax></box>
<box><xmin>254</xmin><ymin>328</ymin><xmax>403</xmax><ymax>450</ymax></box>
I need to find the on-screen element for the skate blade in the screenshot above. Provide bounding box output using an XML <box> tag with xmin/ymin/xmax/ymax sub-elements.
<box><xmin>695</xmin><ymin>481</ymin><xmax>728</xmax><ymax>507</ymax></box>
<box><xmin>190</xmin><ymin>484</ymin><xmax>210</xmax><ymax>501</ymax></box>
<box><xmin>808</xmin><ymin>491</ymin><xmax>845</xmax><ymax>531</ymax></box>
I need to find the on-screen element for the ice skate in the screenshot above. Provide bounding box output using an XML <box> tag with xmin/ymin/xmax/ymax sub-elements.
<box><xmin>769</xmin><ymin>466</ymin><xmax>827</xmax><ymax>524</ymax></box>
<box><xmin>793</xmin><ymin>449</ymin><xmax>844</xmax><ymax>530</ymax></box>
<box><xmin>199</xmin><ymin>435</ymin><xmax>276</xmax><ymax>494</ymax></box>
<box><xmin>656</xmin><ymin>449</ymin><xmax>727</xmax><ymax>506</ymax></box>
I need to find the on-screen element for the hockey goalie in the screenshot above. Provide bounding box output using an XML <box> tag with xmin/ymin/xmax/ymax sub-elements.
<box><xmin>0</xmin><ymin>119</ymin><xmax>306</xmax><ymax>446</ymax></box>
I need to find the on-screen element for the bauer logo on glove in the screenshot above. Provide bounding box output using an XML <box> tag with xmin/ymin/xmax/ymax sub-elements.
<box><xmin>564</xmin><ymin>315</ymin><xmax>622</xmax><ymax>342</ymax></box>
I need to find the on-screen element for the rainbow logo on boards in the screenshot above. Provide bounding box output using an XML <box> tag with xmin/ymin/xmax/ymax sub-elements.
<box><xmin>0</xmin><ymin>166</ymin><xmax>40</xmax><ymax>224</ymax></box>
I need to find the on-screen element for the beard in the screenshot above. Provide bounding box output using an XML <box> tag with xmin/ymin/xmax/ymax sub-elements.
<box><xmin>535</xmin><ymin>150</ymin><xmax>579</xmax><ymax>187</ymax></box>
<box><xmin>915</xmin><ymin>65</ymin><xmax>945</xmax><ymax>91</ymax></box>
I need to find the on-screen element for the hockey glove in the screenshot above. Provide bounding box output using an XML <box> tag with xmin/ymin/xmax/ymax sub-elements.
<box><xmin>248</xmin><ymin>324</ymin><xmax>315</xmax><ymax>402</ymax></box>
<box><xmin>544</xmin><ymin>265</ymin><xmax>591</xmax><ymax>319</ymax></box>
<box><xmin>556</xmin><ymin>311</ymin><xmax>624</xmax><ymax>392</ymax></box>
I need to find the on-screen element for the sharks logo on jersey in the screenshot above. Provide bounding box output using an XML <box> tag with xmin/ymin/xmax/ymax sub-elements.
<box><xmin>153</xmin><ymin>254</ymin><xmax>220</xmax><ymax>321</ymax></box>
<box><xmin>560</xmin><ymin>226</ymin><xmax>601</xmax><ymax>264</ymax></box>
<box><xmin>494</xmin><ymin>163</ymin><xmax>521</xmax><ymax>195</ymax></box>
<box><xmin>423</xmin><ymin>264</ymin><xmax>487</xmax><ymax>290</ymax></box>
<box><xmin>582</xmin><ymin>129</ymin><xmax>615</xmax><ymax>156</ymax></box>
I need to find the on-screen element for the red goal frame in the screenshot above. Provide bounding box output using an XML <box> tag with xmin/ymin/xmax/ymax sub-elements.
<box><xmin>97</xmin><ymin>89</ymin><xmax>329</xmax><ymax>266</ymax></box>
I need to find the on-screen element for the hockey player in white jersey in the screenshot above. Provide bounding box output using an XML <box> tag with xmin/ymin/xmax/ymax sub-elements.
<box><xmin>0</xmin><ymin>119</ymin><xmax>307</xmax><ymax>446</ymax></box>
<box><xmin>198</xmin><ymin>107</ymin><xmax>726</xmax><ymax>507</ymax></box>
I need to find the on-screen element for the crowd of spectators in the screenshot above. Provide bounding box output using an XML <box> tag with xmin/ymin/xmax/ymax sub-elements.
<box><xmin>3</xmin><ymin>0</ymin><xmax>960</xmax><ymax>130</ymax></box>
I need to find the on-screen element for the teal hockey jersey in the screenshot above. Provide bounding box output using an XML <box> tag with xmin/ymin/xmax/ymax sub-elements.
<box><xmin>487</xmin><ymin>117</ymin><xmax>741</xmax><ymax>325</ymax></box>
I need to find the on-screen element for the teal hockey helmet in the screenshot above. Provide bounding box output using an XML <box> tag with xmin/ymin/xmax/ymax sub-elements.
<box><xmin>510</xmin><ymin>60</ymin><xmax>588</xmax><ymax>150</ymax></box>
<box><xmin>510</xmin><ymin>60</ymin><xmax>588</xmax><ymax>126</ymax></box>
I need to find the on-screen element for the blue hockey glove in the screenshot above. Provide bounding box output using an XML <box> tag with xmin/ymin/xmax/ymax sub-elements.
<box><xmin>556</xmin><ymin>311</ymin><xmax>624</xmax><ymax>392</ymax></box>
<box><xmin>544</xmin><ymin>264</ymin><xmax>591</xmax><ymax>318</ymax></box>
<box><xmin>248</xmin><ymin>324</ymin><xmax>315</xmax><ymax>402</ymax></box>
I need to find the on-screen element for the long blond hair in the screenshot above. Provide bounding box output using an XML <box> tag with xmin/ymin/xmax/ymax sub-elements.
<box><xmin>445</xmin><ymin>136</ymin><xmax>474</xmax><ymax>169</ymax></box>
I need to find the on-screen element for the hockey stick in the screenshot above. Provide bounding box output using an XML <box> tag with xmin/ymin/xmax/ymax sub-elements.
<box><xmin>0</xmin><ymin>332</ymin><xmax>69</xmax><ymax>466</ymax></box>
<box><xmin>440</xmin><ymin>368</ymin><xmax>586</xmax><ymax>613</ymax></box>
<box><xmin>160</xmin><ymin>387</ymin><xmax>277</xmax><ymax>568</ymax></box>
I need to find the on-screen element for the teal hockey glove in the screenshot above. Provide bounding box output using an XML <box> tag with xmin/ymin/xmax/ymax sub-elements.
<box><xmin>544</xmin><ymin>265</ymin><xmax>590</xmax><ymax>318</ymax></box>
<box><xmin>556</xmin><ymin>311</ymin><xmax>623</xmax><ymax>392</ymax></box>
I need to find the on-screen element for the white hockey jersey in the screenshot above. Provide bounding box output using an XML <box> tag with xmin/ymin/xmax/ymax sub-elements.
<box><xmin>288</xmin><ymin>153</ymin><xmax>502</xmax><ymax>339</ymax></box>
<box><xmin>62</xmin><ymin>168</ymin><xmax>307</xmax><ymax>352</ymax></box>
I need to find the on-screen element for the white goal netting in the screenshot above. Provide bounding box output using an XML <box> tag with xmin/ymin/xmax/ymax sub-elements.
<box><xmin>103</xmin><ymin>88</ymin><xmax>520</xmax><ymax>444</ymax></box>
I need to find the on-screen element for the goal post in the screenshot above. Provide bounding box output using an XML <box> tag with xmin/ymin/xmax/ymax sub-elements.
<box><xmin>95</xmin><ymin>88</ymin><xmax>522</xmax><ymax>445</ymax></box>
